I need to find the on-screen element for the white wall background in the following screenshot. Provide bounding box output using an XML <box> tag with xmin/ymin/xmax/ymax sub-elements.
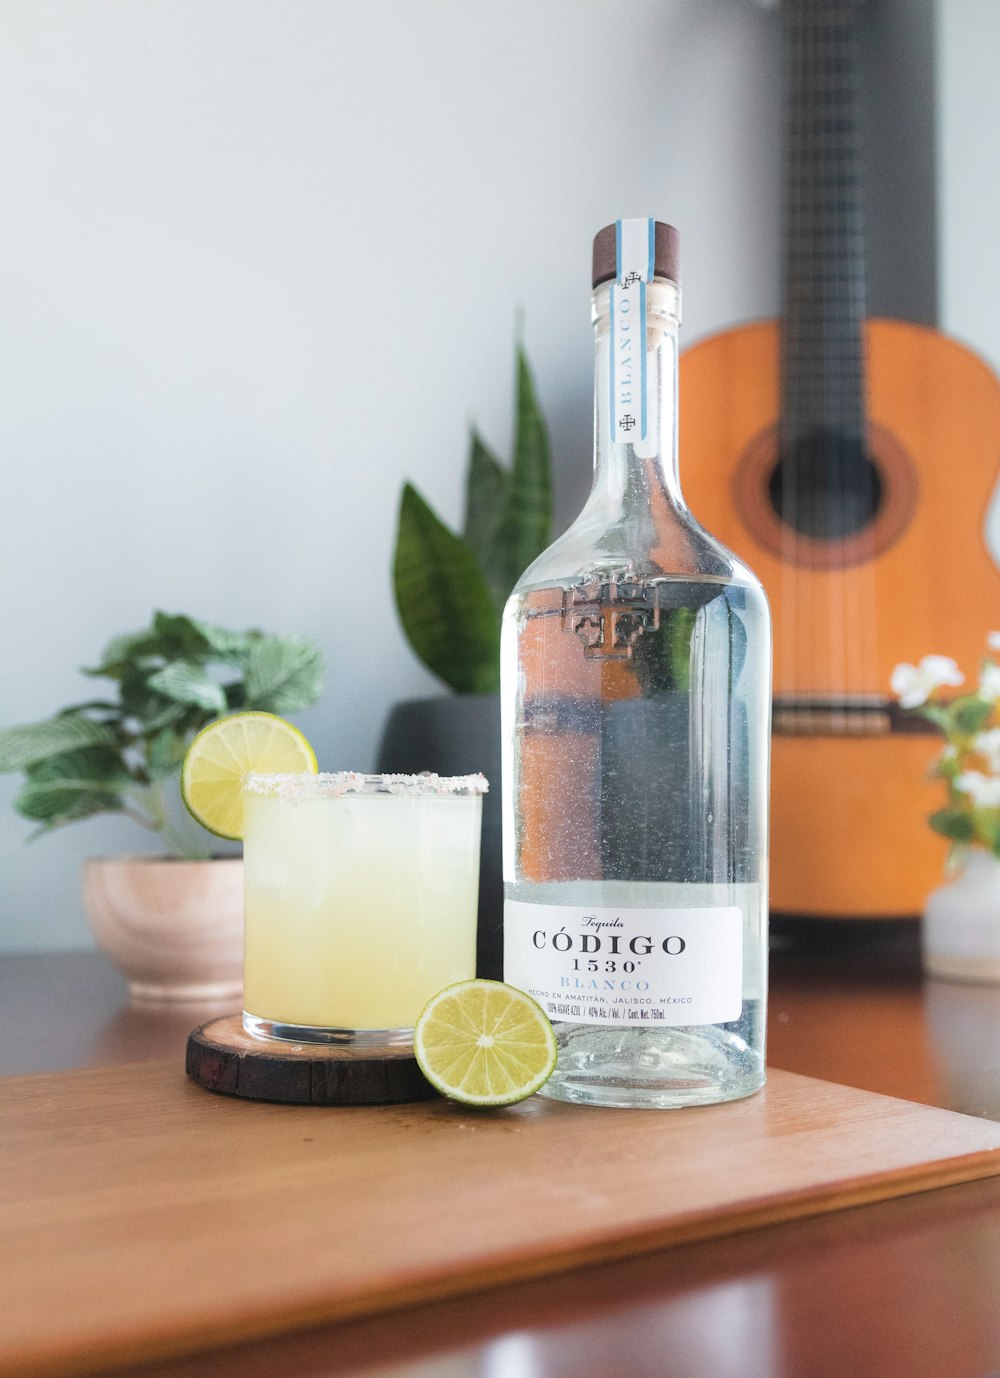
<box><xmin>0</xmin><ymin>0</ymin><xmax>784</xmax><ymax>950</ymax></box>
<box><xmin>5</xmin><ymin>0</ymin><xmax>995</xmax><ymax>954</ymax></box>
<box><xmin>938</xmin><ymin>0</ymin><xmax>1000</xmax><ymax>377</ymax></box>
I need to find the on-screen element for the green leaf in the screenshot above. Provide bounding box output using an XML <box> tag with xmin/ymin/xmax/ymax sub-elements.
<box><xmin>929</xmin><ymin>807</ymin><xmax>976</xmax><ymax>842</ymax></box>
<box><xmin>951</xmin><ymin>695</ymin><xmax>993</xmax><ymax>735</ymax></box>
<box><xmin>14</xmin><ymin>747</ymin><xmax>130</xmax><ymax>823</ymax></box>
<box><xmin>244</xmin><ymin>635</ymin><xmax>325</xmax><ymax>714</ymax></box>
<box><xmin>146</xmin><ymin>727</ymin><xmax>188</xmax><ymax>780</ymax></box>
<box><xmin>393</xmin><ymin>483</ymin><xmax>501</xmax><ymax>693</ymax></box>
<box><xmin>151</xmin><ymin>612</ymin><xmax>214</xmax><ymax>658</ymax></box>
<box><xmin>84</xmin><ymin>629</ymin><xmax>160</xmax><ymax>678</ymax></box>
<box><xmin>918</xmin><ymin>704</ymin><xmax>951</xmax><ymax>731</ymax></box>
<box><xmin>147</xmin><ymin>662</ymin><xmax>228</xmax><ymax>714</ymax></box>
<box><xmin>86</xmin><ymin>614</ymin><xmax>255</xmax><ymax>678</ymax></box>
<box><xmin>57</xmin><ymin>700</ymin><xmax>122</xmax><ymax>717</ymax></box>
<box><xmin>223</xmin><ymin>682</ymin><xmax>247</xmax><ymax>710</ymax></box>
<box><xmin>972</xmin><ymin>808</ymin><xmax>1000</xmax><ymax>849</ymax></box>
<box><xmin>463</xmin><ymin>431</ymin><xmax>508</xmax><ymax>604</ymax></box>
<box><xmin>489</xmin><ymin>347</ymin><xmax>552</xmax><ymax>600</ymax></box>
<box><xmin>119</xmin><ymin>663</ymin><xmax>184</xmax><ymax>729</ymax></box>
<box><xmin>153</xmin><ymin>612</ymin><xmax>255</xmax><ymax>661</ymax></box>
<box><xmin>0</xmin><ymin>716</ymin><xmax>117</xmax><ymax>773</ymax></box>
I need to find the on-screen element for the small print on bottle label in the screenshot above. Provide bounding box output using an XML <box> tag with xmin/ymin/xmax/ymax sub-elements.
<box><xmin>504</xmin><ymin>901</ymin><xmax>743</xmax><ymax>1028</ymax></box>
<box><xmin>609</xmin><ymin>217</ymin><xmax>655</xmax><ymax>445</ymax></box>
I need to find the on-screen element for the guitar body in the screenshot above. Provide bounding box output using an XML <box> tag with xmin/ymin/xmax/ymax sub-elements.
<box><xmin>680</xmin><ymin>318</ymin><xmax>1000</xmax><ymax>916</ymax></box>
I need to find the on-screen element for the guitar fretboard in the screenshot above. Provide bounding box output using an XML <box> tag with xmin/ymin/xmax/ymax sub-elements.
<box><xmin>781</xmin><ymin>0</ymin><xmax>867</xmax><ymax>449</ymax></box>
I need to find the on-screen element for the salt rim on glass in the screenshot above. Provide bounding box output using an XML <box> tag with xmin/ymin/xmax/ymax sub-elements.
<box><xmin>243</xmin><ymin>771</ymin><xmax>490</xmax><ymax>799</ymax></box>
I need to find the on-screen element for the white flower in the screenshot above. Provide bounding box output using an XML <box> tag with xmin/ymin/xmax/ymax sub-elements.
<box><xmin>955</xmin><ymin>772</ymin><xmax>1000</xmax><ymax>808</ymax></box>
<box><xmin>988</xmin><ymin>632</ymin><xmax>1000</xmax><ymax>651</ymax></box>
<box><xmin>890</xmin><ymin>656</ymin><xmax>964</xmax><ymax>709</ymax></box>
<box><xmin>980</xmin><ymin>663</ymin><xmax>1000</xmax><ymax>702</ymax></box>
<box><xmin>974</xmin><ymin>728</ymin><xmax>1000</xmax><ymax>771</ymax></box>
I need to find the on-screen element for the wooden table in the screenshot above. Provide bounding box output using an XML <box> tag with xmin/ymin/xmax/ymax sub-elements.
<box><xmin>5</xmin><ymin>927</ymin><xmax>1000</xmax><ymax>1378</ymax></box>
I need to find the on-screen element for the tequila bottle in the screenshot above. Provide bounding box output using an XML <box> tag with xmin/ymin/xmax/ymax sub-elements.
<box><xmin>501</xmin><ymin>220</ymin><xmax>771</xmax><ymax>1108</ymax></box>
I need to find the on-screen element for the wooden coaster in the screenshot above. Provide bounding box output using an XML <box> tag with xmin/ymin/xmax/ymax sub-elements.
<box><xmin>186</xmin><ymin>1014</ymin><xmax>437</xmax><ymax>1105</ymax></box>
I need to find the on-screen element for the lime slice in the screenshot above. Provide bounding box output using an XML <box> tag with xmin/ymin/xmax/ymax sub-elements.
<box><xmin>414</xmin><ymin>980</ymin><xmax>557</xmax><ymax>1107</ymax></box>
<box><xmin>181</xmin><ymin>712</ymin><xmax>317</xmax><ymax>840</ymax></box>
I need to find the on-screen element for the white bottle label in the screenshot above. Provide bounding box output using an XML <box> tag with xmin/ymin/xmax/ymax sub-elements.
<box><xmin>504</xmin><ymin>901</ymin><xmax>743</xmax><ymax>1028</ymax></box>
<box><xmin>610</xmin><ymin>217</ymin><xmax>655</xmax><ymax>445</ymax></box>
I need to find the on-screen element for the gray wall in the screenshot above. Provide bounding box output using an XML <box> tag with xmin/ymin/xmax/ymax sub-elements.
<box><xmin>1</xmin><ymin>0</ymin><xmax>784</xmax><ymax>950</ymax></box>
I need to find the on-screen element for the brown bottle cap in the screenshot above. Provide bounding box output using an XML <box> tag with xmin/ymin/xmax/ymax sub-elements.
<box><xmin>592</xmin><ymin>220</ymin><xmax>680</xmax><ymax>288</ymax></box>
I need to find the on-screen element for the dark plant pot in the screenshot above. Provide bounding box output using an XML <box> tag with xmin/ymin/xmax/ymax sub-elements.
<box><xmin>377</xmin><ymin>695</ymin><xmax>502</xmax><ymax>980</ymax></box>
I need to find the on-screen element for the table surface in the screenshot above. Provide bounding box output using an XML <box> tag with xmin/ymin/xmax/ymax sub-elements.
<box><xmin>5</xmin><ymin>928</ymin><xmax>1000</xmax><ymax>1378</ymax></box>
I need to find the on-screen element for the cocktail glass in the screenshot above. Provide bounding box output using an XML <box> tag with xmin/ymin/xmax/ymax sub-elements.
<box><xmin>241</xmin><ymin>771</ymin><xmax>487</xmax><ymax>1047</ymax></box>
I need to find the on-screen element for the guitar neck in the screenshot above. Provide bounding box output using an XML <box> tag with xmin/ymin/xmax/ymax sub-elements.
<box><xmin>782</xmin><ymin>0</ymin><xmax>867</xmax><ymax>446</ymax></box>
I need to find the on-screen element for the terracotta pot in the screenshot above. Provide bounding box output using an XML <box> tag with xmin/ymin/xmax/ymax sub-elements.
<box><xmin>83</xmin><ymin>857</ymin><xmax>244</xmax><ymax>1004</ymax></box>
<box><xmin>922</xmin><ymin>850</ymin><xmax>1000</xmax><ymax>984</ymax></box>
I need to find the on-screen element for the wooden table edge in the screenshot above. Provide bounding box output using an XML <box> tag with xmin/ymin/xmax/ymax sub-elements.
<box><xmin>9</xmin><ymin>1142</ymin><xmax>1000</xmax><ymax>1378</ymax></box>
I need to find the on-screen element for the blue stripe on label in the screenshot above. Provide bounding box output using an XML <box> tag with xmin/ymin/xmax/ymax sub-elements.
<box><xmin>615</xmin><ymin>220</ymin><xmax>623</xmax><ymax>280</ymax></box>
<box><xmin>639</xmin><ymin>282</ymin><xmax>647</xmax><ymax>441</ymax></box>
<box><xmin>609</xmin><ymin>285</ymin><xmax>616</xmax><ymax>445</ymax></box>
<box><xmin>647</xmin><ymin>219</ymin><xmax>655</xmax><ymax>282</ymax></box>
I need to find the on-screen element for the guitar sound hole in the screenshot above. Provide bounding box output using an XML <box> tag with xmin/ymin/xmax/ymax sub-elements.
<box><xmin>768</xmin><ymin>429</ymin><xmax>884</xmax><ymax>540</ymax></box>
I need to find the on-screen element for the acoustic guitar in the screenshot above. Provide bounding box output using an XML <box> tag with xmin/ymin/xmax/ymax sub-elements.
<box><xmin>680</xmin><ymin>0</ymin><xmax>1000</xmax><ymax>918</ymax></box>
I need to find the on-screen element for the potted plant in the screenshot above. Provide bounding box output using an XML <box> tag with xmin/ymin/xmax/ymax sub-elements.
<box><xmin>892</xmin><ymin>636</ymin><xmax>1000</xmax><ymax>982</ymax></box>
<box><xmin>380</xmin><ymin>346</ymin><xmax>552</xmax><ymax>977</ymax></box>
<box><xmin>0</xmin><ymin>611</ymin><xmax>323</xmax><ymax>1002</ymax></box>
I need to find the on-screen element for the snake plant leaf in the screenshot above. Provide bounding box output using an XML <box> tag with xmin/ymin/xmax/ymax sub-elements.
<box><xmin>147</xmin><ymin>662</ymin><xmax>228</xmax><ymax>714</ymax></box>
<box><xmin>490</xmin><ymin>346</ymin><xmax>552</xmax><ymax>598</ymax></box>
<box><xmin>14</xmin><ymin>747</ymin><xmax>130</xmax><ymax>822</ymax></box>
<box><xmin>245</xmin><ymin>635</ymin><xmax>325</xmax><ymax>714</ymax></box>
<box><xmin>463</xmin><ymin>431</ymin><xmax>508</xmax><ymax>605</ymax></box>
<box><xmin>0</xmin><ymin>716</ymin><xmax>117</xmax><ymax>773</ymax></box>
<box><xmin>394</xmin><ymin>482</ymin><xmax>501</xmax><ymax>693</ymax></box>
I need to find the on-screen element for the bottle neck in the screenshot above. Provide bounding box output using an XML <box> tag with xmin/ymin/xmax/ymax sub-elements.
<box><xmin>591</xmin><ymin>279</ymin><xmax>683</xmax><ymax>510</ymax></box>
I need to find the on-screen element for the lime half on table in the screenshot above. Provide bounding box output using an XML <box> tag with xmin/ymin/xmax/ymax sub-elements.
<box><xmin>414</xmin><ymin>980</ymin><xmax>557</xmax><ymax>1107</ymax></box>
<box><xmin>181</xmin><ymin>711</ymin><xmax>317</xmax><ymax>840</ymax></box>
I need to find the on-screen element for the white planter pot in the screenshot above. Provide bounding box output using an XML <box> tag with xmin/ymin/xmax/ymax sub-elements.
<box><xmin>922</xmin><ymin>850</ymin><xmax>1000</xmax><ymax>984</ymax></box>
<box><xmin>83</xmin><ymin>857</ymin><xmax>244</xmax><ymax>1004</ymax></box>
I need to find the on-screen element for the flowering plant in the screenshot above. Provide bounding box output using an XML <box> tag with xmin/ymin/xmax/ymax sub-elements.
<box><xmin>891</xmin><ymin>634</ymin><xmax>1000</xmax><ymax>855</ymax></box>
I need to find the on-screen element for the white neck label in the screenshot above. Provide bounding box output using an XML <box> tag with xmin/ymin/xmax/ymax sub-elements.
<box><xmin>610</xmin><ymin>218</ymin><xmax>654</xmax><ymax>445</ymax></box>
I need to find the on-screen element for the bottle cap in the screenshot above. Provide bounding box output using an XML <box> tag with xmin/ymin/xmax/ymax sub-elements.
<box><xmin>592</xmin><ymin>220</ymin><xmax>680</xmax><ymax>288</ymax></box>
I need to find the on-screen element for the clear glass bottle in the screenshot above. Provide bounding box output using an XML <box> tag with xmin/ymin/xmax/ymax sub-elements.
<box><xmin>501</xmin><ymin>220</ymin><xmax>771</xmax><ymax>1108</ymax></box>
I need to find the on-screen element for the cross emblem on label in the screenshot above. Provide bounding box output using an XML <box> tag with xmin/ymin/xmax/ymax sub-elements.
<box><xmin>620</xmin><ymin>414</ymin><xmax>636</xmax><ymax>432</ymax></box>
<box><xmin>620</xmin><ymin>271</ymin><xmax>642</xmax><ymax>287</ymax></box>
<box><xmin>561</xmin><ymin>577</ymin><xmax>660</xmax><ymax>660</ymax></box>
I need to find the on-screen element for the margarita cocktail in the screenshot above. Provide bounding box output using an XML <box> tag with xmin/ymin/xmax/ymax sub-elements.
<box><xmin>241</xmin><ymin>772</ymin><xmax>486</xmax><ymax>1045</ymax></box>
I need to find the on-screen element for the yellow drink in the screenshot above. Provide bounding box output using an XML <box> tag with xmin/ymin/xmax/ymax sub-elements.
<box><xmin>242</xmin><ymin>774</ymin><xmax>484</xmax><ymax>1042</ymax></box>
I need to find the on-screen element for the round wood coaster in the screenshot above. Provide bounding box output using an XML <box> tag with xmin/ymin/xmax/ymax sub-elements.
<box><xmin>186</xmin><ymin>1014</ymin><xmax>438</xmax><ymax>1105</ymax></box>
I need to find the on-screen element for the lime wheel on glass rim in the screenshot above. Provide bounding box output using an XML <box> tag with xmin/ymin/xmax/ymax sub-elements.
<box><xmin>180</xmin><ymin>711</ymin><xmax>317</xmax><ymax>840</ymax></box>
